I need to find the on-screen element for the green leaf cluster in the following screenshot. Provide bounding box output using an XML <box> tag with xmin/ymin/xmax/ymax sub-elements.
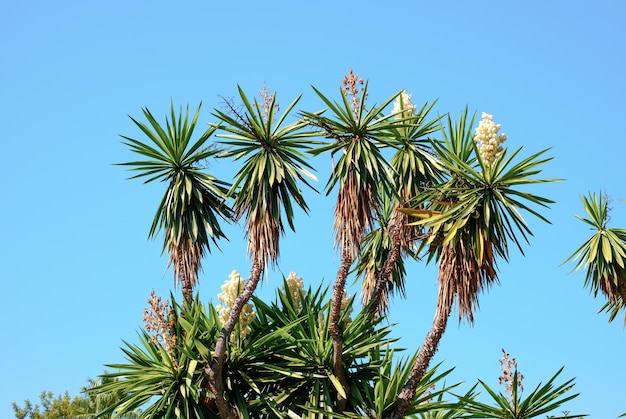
<box><xmin>565</xmin><ymin>192</ymin><xmax>626</xmax><ymax>322</ymax></box>
<box><xmin>90</xmin><ymin>282</ymin><xmax>454</xmax><ymax>418</ymax></box>
<box><xmin>120</xmin><ymin>103</ymin><xmax>232</xmax><ymax>251</ymax></box>
<box><xmin>459</xmin><ymin>368</ymin><xmax>584</xmax><ymax>419</ymax></box>
<box><xmin>410</xmin><ymin>108</ymin><xmax>558</xmax><ymax>264</ymax></box>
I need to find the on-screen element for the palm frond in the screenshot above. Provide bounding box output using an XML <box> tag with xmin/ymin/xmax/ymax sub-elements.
<box><xmin>564</xmin><ymin>192</ymin><xmax>626</xmax><ymax>322</ymax></box>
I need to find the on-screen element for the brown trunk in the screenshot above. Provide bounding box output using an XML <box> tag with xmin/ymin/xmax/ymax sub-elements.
<box><xmin>328</xmin><ymin>247</ymin><xmax>353</xmax><ymax>412</ymax></box>
<box><xmin>388</xmin><ymin>304</ymin><xmax>450</xmax><ymax>419</ymax></box>
<box><xmin>181</xmin><ymin>280</ymin><xmax>194</xmax><ymax>305</ymax></box>
<box><xmin>206</xmin><ymin>258</ymin><xmax>263</xmax><ymax>419</ymax></box>
<box><xmin>366</xmin><ymin>207</ymin><xmax>418</xmax><ymax>317</ymax></box>
<box><xmin>367</xmin><ymin>234</ymin><xmax>401</xmax><ymax>317</ymax></box>
<box><xmin>388</xmin><ymin>242</ymin><xmax>453</xmax><ymax>419</ymax></box>
<box><xmin>176</xmin><ymin>255</ymin><xmax>194</xmax><ymax>305</ymax></box>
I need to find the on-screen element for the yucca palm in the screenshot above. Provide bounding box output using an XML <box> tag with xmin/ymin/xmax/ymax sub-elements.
<box><xmin>91</xmin><ymin>295</ymin><xmax>221</xmax><ymax>419</ymax></box>
<box><xmin>459</xmin><ymin>368</ymin><xmax>583</xmax><ymax>418</ymax></box>
<box><xmin>564</xmin><ymin>192</ymin><xmax>626</xmax><ymax>322</ymax></box>
<box><xmin>390</xmin><ymin>110</ymin><xmax>559</xmax><ymax>418</ymax></box>
<box><xmin>119</xmin><ymin>103</ymin><xmax>232</xmax><ymax>303</ymax></box>
<box><xmin>357</xmin><ymin>194</ymin><xmax>412</xmax><ymax>316</ymax></box>
<box><xmin>207</xmin><ymin>86</ymin><xmax>318</xmax><ymax>418</ymax></box>
<box><xmin>302</xmin><ymin>71</ymin><xmax>402</xmax><ymax>410</ymax></box>
<box><xmin>359</xmin><ymin>96</ymin><xmax>443</xmax><ymax>316</ymax></box>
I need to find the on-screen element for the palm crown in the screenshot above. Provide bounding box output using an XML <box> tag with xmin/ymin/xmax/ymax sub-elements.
<box><xmin>565</xmin><ymin>192</ymin><xmax>626</xmax><ymax>322</ymax></box>
<box><xmin>119</xmin><ymin>103</ymin><xmax>232</xmax><ymax>302</ymax></box>
<box><xmin>404</xmin><ymin>110</ymin><xmax>558</xmax><ymax>323</ymax></box>
<box><xmin>213</xmin><ymin>86</ymin><xmax>319</xmax><ymax>269</ymax></box>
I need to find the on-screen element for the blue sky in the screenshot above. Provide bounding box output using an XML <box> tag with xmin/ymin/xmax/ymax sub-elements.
<box><xmin>2</xmin><ymin>1</ymin><xmax>625</xmax><ymax>417</ymax></box>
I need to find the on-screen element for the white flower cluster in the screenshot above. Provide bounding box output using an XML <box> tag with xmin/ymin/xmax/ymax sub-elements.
<box><xmin>474</xmin><ymin>112</ymin><xmax>507</xmax><ymax>165</ymax></box>
<box><xmin>392</xmin><ymin>90</ymin><xmax>416</xmax><ymax>119</ymax></box>
<box><xmin>216</xmin><ymin>270</ymin><xmax>256</xmax><ymax>338</ymax></box>
<box><xmin>282</xmin><ymin>271</ymin><xmax>304</xmax><ymax>310</ymax></box>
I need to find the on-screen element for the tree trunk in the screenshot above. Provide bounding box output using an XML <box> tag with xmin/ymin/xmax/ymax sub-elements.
<box><xmin>367</xmin><ymin>228</ymin><xmax>402</xmax><ymax>317</ymax></box>
<box><xmin>206</xmin><ymin>258</ymin><xmax>263</xmax><ymax>419</ymax></box>
<box><xmin>387</xmin><ymin>292</ymin><xmax>451</xmax><ymax>419</ymax></box>
<box><xmin>328</xmin><ymin>247</ymin><xmax>353</xmax><ymax>412</ymax></box>
<box><xmin>366</xmin><ymin>207</ymin><xmax>418</xmax><ymax>317</ymax></box>
<box><xmin>176</xmin><ymin>254</ymin><xmax>194</xmax><ymax>305</ymax></box>
<box><xmin>181</xmin><ymin>279</ymin><xmax>194</xmax><ymax>305</ymax></box>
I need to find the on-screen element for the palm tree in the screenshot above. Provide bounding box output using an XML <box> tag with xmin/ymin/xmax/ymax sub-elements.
<box><xmin>358</xmin><ymin>93</ymin><xmax>443</xmax><ymax>317</ymax></box>
<box><xmin>119</xmin><ymin>103</ymin><xmax>232</xmax><ymax>303</ymax></box>
<box><xmin>564</xmin><ymin>192</ymin><xmax>626</xmax><ymax>322</ymax></box>
<box><xmin>459</xmin><ymin>369</ymin><xmax>582</xmax><ymax>418</ymax></box>
<box><xmin>90</xmin><ymin>294</ymin><xmax>221</xmax><ymax>419</ymax></box>
<box><xmin>207</xmin><ymin>85</ymin><xmax>318</xmax><ymax>418</ymax></box>
<box><xmin>389</xmin><ymin>110</ymin><xmax>559</xmax><ymax>418</ymax></box>
<box><xmin>302</xmin><ymin>70</ymin><xmax>403</xmax><ymax>411</ymax></box>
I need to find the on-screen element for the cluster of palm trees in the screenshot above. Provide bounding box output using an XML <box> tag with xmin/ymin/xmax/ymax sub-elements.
<box><xmin>95</xmin><ymin>71</ymin><xmax>620</xmax><ymax>418</ymax></box>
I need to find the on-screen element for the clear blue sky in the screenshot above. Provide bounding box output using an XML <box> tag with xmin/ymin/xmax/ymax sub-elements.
<box><xmin>2</xmin><ymin>1</ymin><xmax>624</xmax><ymax>417</ymax></box>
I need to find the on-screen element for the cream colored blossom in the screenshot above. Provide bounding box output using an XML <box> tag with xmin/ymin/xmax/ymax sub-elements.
<box><xmin>216</xmin><ymin>270</ymin><xmax>256</xmax><ymax>338</ymax></box>
<box><xmin>392</xmin><ymin>90</ymin><xmax>416</xmax><ymax>119</ymax></box>
<box><xmin>474</xmin><ymin>112</ymin><xmax>507</xmax><ymax>165</ymax></box>
<box><xmin>282</xmin><ymin>271</ymin><xmax>304</xmax><ymax>310</ymax></box>
<box><xmin>340</xmin><ymin>292</ymin><xmax>353</xmax><ymax>325</ymax></box>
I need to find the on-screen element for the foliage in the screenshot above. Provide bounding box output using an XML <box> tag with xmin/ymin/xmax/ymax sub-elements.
<box><xmin>564</xmin><ymin>192</ymin><xmax>626</xmax><ymax>322</ymax></box>
<box><xmin>458</xmin><ymin>368</ymin><xmax>583</xmax><ymax>418</ymax></box>
<box><xmin>302</xmin><ymin>79</ymin><xmax>400</xmax><ymax>256</ymax></box>
<box><xmin>91</xmin><ymin>295</ymin><xmax>219</xmax><ymax>419</ymax></box>
<box><xmin>90</xmin><ymin>281</ymin><xmax>454</xmax><ymax>418</ymax></box>
<box><xmin>213</xmin><ymin>86</ymin><xmax>319</xmax><ymax>267</ymax></box>
<box><xmin>104</xmin><ymin>74</ymin><xmax>593</xmax><ymax>418</ymax></box>
<box><xmin>13</xmin><ymin>391</ymin><xmax>85</xmax><ymax>419</ymax></box>
<box><xmin>118</xmin><ymin>103</ymin><xmax>232</xmax><ymax>301</ymax></box>
<box><xmin>12</xmin><ymin>380</ymin><xmax>140</xmax><ymax>419</ymax></box>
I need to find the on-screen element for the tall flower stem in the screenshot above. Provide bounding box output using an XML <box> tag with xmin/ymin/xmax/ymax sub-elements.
<box><xmin>328</xmin><ymin>246</ymin><xmax>353</xmax><ymax>411</ymax></box>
